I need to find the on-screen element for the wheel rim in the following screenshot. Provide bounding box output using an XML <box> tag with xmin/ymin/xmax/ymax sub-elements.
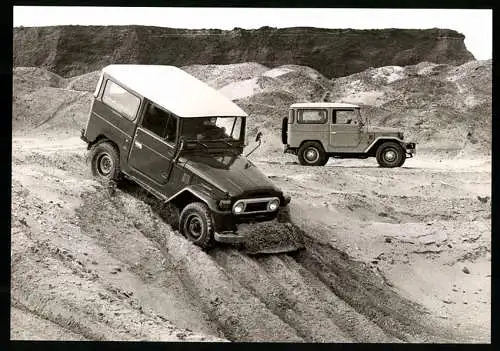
<box><xmin>97</xmin><ymin>154</ymin><xmax>113</xmax><ymax>176</ymax></box>
<box><xmin>185</xmin><ymin>214</ymin><xmax>203</xmax><ymax>239</ymax></box>
<box><xmin>304</xmin><ymin>147</ymin><xmax>320</xmax><ymax>163</ymax></box>
<box><xmin>383</xmin><ymin>149</ymin><xmax>397</xmax><ymax>163</ymax></box>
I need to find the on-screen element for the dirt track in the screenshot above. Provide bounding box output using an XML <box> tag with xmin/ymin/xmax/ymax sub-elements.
<box><xmin>11</xmin><ymin>136</ymin><xmax>490</xmax><ymax>342</ymax></box>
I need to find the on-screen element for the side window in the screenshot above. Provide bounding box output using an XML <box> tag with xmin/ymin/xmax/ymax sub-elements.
<box><xmin>142</xmin><ymin>104</ymin><xmax>178</xmax><ymax>143</ymax></box>
<box><xmin>333</xmin><ymin>110</ymin><xmax>356</xmax><ymax>124</ymax></box>
<box><xmin>102</xmin><ymin>80</ymin><xmax>140</xmax><ymax>120</ymax></box>
<box><xmin>289</xmin><ymin>109</ymin><xmax>295</xmax><ymax>123</ymax></box>
<box><xmin>297</xmin><ymin>109</ymin><xmax>327</xmax><ymax>124</ymax></box>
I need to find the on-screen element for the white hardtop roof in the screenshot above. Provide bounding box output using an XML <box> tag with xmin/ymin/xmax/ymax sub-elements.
<box><xmin>291</xmin><ymin>102</ymin><xmax>360</xmax><ymax>109</ymax></box>
<box><xmin>102</xmin><ymin>64</ymin><xmax>248</xmax><ymax>118</ymax></box>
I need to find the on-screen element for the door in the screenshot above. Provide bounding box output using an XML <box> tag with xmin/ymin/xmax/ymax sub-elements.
<box><xmin>329</xmin><ymin>110</ymin><xmax>361</xmax><ymax>148</ymax></box>
<box><xmin>128</xmin><ymin>103</ymin><xmax>179</xmax><ymax>191</ymax></box>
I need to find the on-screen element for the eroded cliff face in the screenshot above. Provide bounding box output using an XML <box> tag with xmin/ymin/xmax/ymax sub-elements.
<box><xmin>13</xmin><ymin>26</ymin><xmax>475</xmax><ymax>78</ymax></box>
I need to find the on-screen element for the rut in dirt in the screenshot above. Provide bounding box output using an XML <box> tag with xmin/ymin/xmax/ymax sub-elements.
<box><xmin>76</xmin><ymin>181</ymin><xmax>462</xmax><ymax>342</ymax></box>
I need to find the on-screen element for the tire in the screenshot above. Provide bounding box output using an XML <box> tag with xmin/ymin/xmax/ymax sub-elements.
<box><xmin>90</xmin><ymin>141</ymin><xmax>121</xmax><ymax>181</ymax></box>
<box><xmin>376</xmin><ymin>141</ymin><xmax>405</xmax><ymax>168</ymax></box>
<box><xmin>396</xmin><ymin>153</ymin><xmax>406</xmax><ymax>167</ymax></box>
<box><xmin>179</xmin><ymin>202</ymin><xmax>215</xmax><ymax>249</ymax></box>
<box><xmin>281</xmin><ymin>117</ymin><xmax>288</xmax><ymax>144</ymax></box>
<box><xmin>298</xmin><ymin>141</ymin><xmax>327</xmax><ymax>166</ymax></box>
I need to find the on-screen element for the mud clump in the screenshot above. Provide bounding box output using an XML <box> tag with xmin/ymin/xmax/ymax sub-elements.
<box><xmin>238</xmin><ymin>221</ymin><xmax>305</xmax><ymax>255</ymax></box>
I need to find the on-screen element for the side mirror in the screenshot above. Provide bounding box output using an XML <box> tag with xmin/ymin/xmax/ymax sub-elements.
<box><xmin>255</xmin><ymin>131</ymin><xmax>263</xmax><ymax>142</ymax></box>
<box><xmin>246</xmin><ymin>132</ymin><xmax>263</xmax><ymax>157</ymax></box>
<box><xmin>174</xmin><ymin>137</ymin><xmax>185</xmax><ymax>162</ymax></box>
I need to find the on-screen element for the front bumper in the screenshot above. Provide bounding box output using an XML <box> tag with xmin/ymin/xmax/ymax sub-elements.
<box><xmin>214</xmin><ymin>231</ymin><xmax>244</xmax><ymax>244</ymax></box>
<box><xmin>405</xmin><ymin>142</ymin><xmax>416</xmax><ymax>158</ymax></box>
<box><xmin>284</xmin><ymin>145</ymin><xmax>297</xmax><ymax>155</ymax></box>
<box><xmin>80</xmin><ymin>128</ymin><xmax>89</xmax><ymax>143</ymax></box>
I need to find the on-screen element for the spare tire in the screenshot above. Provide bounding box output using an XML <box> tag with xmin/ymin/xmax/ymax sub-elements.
<box><xmin>281</xmin><ymin>117</ymin><xmax>288</xmax><ymax>144</ymax></box>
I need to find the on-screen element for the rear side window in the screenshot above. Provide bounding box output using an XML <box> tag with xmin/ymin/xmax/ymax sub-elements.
<box><xmin>102</xmin><ymin>80</ymin><xmax>141</xmax><ymax>120</ymax></box>
<box><xmin>297</xmin><ymin>109</ymin><xmax>327</xmax><ymax>124</ymax></box>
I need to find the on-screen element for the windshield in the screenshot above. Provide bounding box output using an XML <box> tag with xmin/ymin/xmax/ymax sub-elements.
<box><xmin>181</xmin><ymin>116</ymin><xmax>244</xmax><ymax>143</ymax></box>
<box><xmin>355</xmin><ymin>108</ymin><xmax>365</xmax><ymax>125</ymax></box>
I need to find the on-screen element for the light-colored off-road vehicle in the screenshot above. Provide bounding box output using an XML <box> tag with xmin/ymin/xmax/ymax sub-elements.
<box><xmin>282</xmin><ymin>102</ymin><xmax>416</xmax><ymax>167</ymax></box>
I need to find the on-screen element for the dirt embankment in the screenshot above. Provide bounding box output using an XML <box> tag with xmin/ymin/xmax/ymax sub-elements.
<box><xmin>13</xmin><ymin>26</ymin><xmax>474</xmax><ymax>78</ymax></box>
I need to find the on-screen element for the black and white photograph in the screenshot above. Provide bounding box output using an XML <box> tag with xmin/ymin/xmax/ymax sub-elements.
<box><xmin>11</xmin><ymin>6</ymin><xmax>492</xmax><ymax>343</ymax></box>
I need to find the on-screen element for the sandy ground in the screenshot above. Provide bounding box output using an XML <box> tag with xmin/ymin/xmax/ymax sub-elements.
<box><xmin>10</xmin><ymin>136</ymin><xmax>490</xmax><ymax>342</ymax></box>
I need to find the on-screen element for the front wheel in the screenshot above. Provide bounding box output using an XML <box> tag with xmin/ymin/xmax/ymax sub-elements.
<box><xmin>179</xmin><ymin>202</ymin><xmax>215</xmax><ymax>249</ymax></box>
<box><xmin>298</xmin><ymin>141</ymin><xmax>328</xmax><ymax>166</ymax></box>
<box><xmin>376</xmin><ymin>142</ymin><xmax>405</xmax><ymax>168</ymax></box>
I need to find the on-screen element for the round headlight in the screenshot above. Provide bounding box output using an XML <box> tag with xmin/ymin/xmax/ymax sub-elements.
<box><xmin>267</xmin><ymin>199</ymin><xmax>280</xmax><ymax>211</ymax></box>
<box><xmin>233</xmin><ymin>202</ymin><xmax>245</xmax><ymax>214</ymax></box>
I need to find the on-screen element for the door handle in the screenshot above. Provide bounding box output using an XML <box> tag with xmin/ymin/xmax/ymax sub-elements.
<box><xmin>134</xmin><ymin>141</ymin><xmax>143</xmax><ymax>149</ymax></box>
<box><xmin>160</xmin><ymin>172</ymin><xmax>168</xmax><ymax>179</ymax></box>
<box><xmin>330</xmin><ymin>132</ymin><xmax>337</xmax><ymax>134</ymax></box>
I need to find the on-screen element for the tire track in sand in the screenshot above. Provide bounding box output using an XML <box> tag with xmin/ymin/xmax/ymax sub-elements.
<box><xmin>211</xmin><ymin>249</ymin><xmax>352</xmax><ymax>342</ymax></box>
<box><xmin>82</xmin><ymin>188</ymin><xmax>303</xmax><ymax>342</ymax></box>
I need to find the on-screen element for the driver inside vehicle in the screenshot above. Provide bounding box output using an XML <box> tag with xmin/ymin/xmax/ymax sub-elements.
<box><xmin>183</xmin><ymin>117</ymin><xmax>226</xmax><ymax>140</ymax></box>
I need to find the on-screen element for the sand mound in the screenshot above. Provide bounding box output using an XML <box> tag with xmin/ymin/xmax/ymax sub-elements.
<box><xmin>13</xmin><ymin>67</ymin><xmax>67</xmax><ymax>92</ymax></box>
<box><xmin>66</xmin><ymin>70</ymin><xmax>101</xmax><ymax>92</ymax></box>
<box><xmin>13</xmin><ymin>67</ymin><xmax>95</xmax><ymax>136</ymax></box>
<box><xmin>182</xmin><ymin>62</ymin><xmax>269</xmax><ymax>89</ymax></box>
<box><xmin>13</xmin><ymin>87</ymin><xmax>92</xmax><ymax>136</ymax></box>
<box><xmin>219</xmin><ymin>77</ymin><xmax>261</xmax><ymax>100</ymax></box>
<box><xmin>13</xmin><ymin>67</ymin><xmax>92</xmax><ymax>137</ymax></box>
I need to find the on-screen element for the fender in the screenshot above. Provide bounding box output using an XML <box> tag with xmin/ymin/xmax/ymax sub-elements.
<box><xmin>166</xmin><ymin>184</ymin><xmax>229</xmax><ymax>214</ymax></box>
<box><xmin>364</xmin><ymin>137</ymin><xmax>405</xmax><ymax>153</ymax></box>
<box><xmin>299</xmin><ymin>139</ymin><xmax>326</xmax><ymax>149</ymax></box>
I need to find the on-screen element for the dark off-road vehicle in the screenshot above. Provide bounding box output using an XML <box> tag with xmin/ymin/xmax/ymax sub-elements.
<box><xmin>81</xmin><ymin>65</ymin><xmax>294</xmax><ymax>252</ymax></box>
<box><xmin>282</xmin><ymin>103</ymin><xmax>416</xmax><ymax>167</ymax></box>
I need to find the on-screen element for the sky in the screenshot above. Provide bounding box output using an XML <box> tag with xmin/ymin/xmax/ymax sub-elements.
<box><xmin>13</xmin><ymin>7</ymin><xmax>492</xmax><ymax>60</ymax></box>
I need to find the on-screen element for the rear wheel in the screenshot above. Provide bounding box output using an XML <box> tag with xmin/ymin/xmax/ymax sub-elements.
<box><xmin>376</xmin><ymin>141</ymin><xmax>405</xmax><ymax>168</ymax></box>
<box><xmin>298</xmin><ymin>141</ymin><xmax>327</xmax><ymax>166</ymax></box>
<box><xmin>90</xmin><ymin>141</ymin><xmax>121</xmax><ymax>181</ymax></box>
<box><xmin>179</xmin><ymin>202</ymin><xmax>215</xmax><ymax>249</ymax></box>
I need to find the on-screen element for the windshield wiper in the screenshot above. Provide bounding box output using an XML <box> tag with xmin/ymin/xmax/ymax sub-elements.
<box><xmin>185</xmin><ymin>140</ymin><xmax>208</xmax><ymax>148</ymax></box>
<box><xmin>220</xmin><ymin>139</ymin><xmax>233</xmax><ymax>147</ymax></box>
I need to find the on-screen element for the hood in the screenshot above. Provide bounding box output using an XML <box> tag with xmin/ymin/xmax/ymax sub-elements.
<box><xmin>367</xmin><ymin>126</ymin><xmax>402</xmax><ymax>137</ymax></box>
<box><xmin>182</xmin><ymin>153</ymin><xmax>281</xmax><ymax>197</ymax></box>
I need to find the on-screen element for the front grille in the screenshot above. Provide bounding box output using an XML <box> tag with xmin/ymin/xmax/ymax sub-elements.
<box><xmin>233</xmin><ymin>197</ymin><xmax>279</xmax><ymax>215</ymax></box>
<box><xmin>245</xmin><ymin>202</ymin><xmax>268</xmax><ymax>212</ymax></box>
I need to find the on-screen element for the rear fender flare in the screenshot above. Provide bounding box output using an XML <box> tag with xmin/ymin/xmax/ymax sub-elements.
<box><xmin>299</xmin><ymin>139</ymin><xmax>326</xmax><ymax>150</ymax></box>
